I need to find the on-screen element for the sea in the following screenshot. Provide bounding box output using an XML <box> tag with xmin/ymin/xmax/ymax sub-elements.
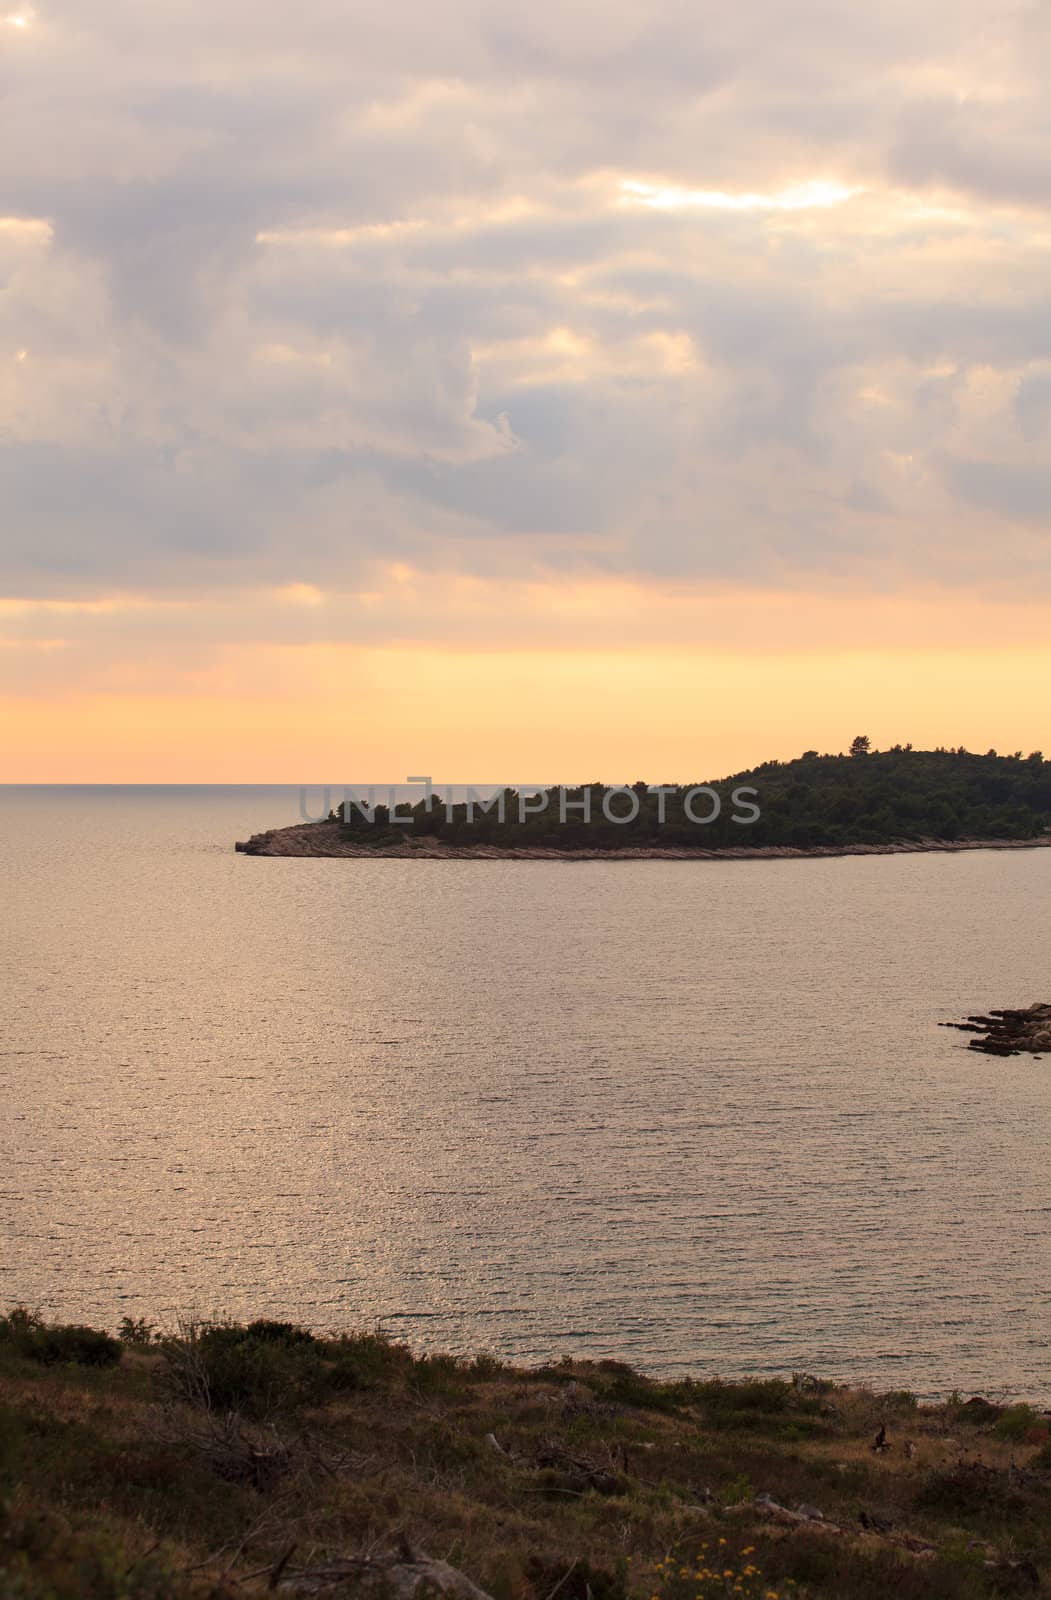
<box><xmin>3</xmin><ymin>784</ymin><xmax>1051</xmax><ymax>1399</ymax></box>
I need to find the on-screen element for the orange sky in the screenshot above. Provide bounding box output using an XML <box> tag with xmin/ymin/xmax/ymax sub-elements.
<box><xmin>4</xmin><ymin>4</ymin><xmax>1051</xmax><ymax>780</ymax></box>
<box><xmin>3</xmin><ymin>577</ymin><xmax>1048</xmax><ymax>781</ymax></box>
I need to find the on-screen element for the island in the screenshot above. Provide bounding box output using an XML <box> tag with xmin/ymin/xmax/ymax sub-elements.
<box><xmin>237</xmin><ymin>744</ymin><xmax>1051</xmax><ymax>859</ymax></box>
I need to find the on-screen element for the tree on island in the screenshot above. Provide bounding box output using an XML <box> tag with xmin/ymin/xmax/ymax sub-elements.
<box><xmin>316</xmin><ymin>745</ymin><xmax>1051</xmax><ymax>853</ymax></box>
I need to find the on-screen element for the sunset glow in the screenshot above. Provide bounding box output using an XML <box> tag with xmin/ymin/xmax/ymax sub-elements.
<box><xmin>1</xmin><ymin>0</ymin><xmax>1048</xmax><ymax>779</ymax></box>
<box><xmin>619</xmin><ymin>178</ymin><xmax>860</xmax><ymax>211</ymax></box>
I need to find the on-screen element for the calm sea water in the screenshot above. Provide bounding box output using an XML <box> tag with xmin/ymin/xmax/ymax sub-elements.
<box><xmin>3</xmin><ymin>786</ymin><xmax>1051</xmax><ymax>1399</ymax></box>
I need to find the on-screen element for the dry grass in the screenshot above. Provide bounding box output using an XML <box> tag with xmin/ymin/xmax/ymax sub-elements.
<box><xmin>1</xmin><ymin>1317</ymin><xmax>1049</xmax><ymax>1599</ymax></box>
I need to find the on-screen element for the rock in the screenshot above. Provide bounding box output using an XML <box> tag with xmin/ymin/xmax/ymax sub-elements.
<box><xmin>754</xmin><ymin>1492</ymin><xmax>839</xmax><ymax>1532</ymax></box>
<box><xmin>383</xmin><ymin>1556</ymin><xmax>495</xmax><ymax>1600</ymax></box>
<box><xmin>235</xmin><ymin>821</ymin><xmax>1051</xmax><ymax>864</ymax></box>
<box><xmin>945</xmin><ymin>1003</ymin><xmax>1051</xmax><ymax>1056</ymax></box>
<box><xmin>279</xmin><ymin>1549</ymin><xmax>494</xmax><ymax>1600</ymax></box>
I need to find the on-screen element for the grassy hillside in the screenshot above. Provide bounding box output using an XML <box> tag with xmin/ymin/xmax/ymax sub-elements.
<box><xmin>332</xmin><ymin>746</ymin><xmax>1051</xmax><ymax>851</ymax></box>
<box><xmin>2</xmin><ymin>1308</ymin><xmax>1050</xmax><ymax>1599</ymax></box>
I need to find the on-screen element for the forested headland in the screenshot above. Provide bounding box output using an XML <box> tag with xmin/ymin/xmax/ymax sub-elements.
<box><xmin>327</xmin><ymin>743</ymin><xmax>1051</xmax><ymax>852</ymax></box>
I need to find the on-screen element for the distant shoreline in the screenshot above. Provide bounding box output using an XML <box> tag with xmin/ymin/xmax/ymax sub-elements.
<box><xmin>236</xmin><ymin>821</ymin><xmax>1051</xmax><ymax>861</ymax></box>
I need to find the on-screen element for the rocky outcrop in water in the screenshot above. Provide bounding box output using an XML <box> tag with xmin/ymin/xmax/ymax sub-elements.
<box><xmin>235</xmin><ymin>821</ymin><xmax>1051</xmax><ymax>862</ymax></box>
<box><xmin>942</xmin><ymin>1003</ymin><xmax>1051</xmax><ymax>1056</ymax></box>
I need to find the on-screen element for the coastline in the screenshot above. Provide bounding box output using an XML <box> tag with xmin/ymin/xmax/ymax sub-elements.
<box><xmin>236</xmin><ymin>821</ymin><xmax>1051</xmax><ymax>860</ymax></box>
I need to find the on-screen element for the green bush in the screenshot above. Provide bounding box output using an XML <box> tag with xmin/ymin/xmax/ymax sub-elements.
<box><xmin>699</xmin><ymin>1378</ymin><xmax>790</xmax><ymax>1411</ymax></box>
<box><xmin>161</xmin><ymin>1320</ymin><xmax>461</xmax><ymax>1413</ymax></box>
<box><xmin>955</xmin><ymin>1395</ymin><xmax>1002</xmax><ymax>1426</ymax></box>
<box><xmin>117</xmin><ymin>1316</ymin><xmax>157</xmax><ymax>1348</ymax></box>
<box><xmin>0</xmin><ymin>1503</ymin><xmax>181</xmax><ymax>1599</ymax></box>
<box><xmin>0</xmin><ymin>1305</ymin><xmax>44</xmax><ymax>1343</ymax></box>
<box><xmin>25</xmin><ymin>1326</ymin><xmax>122</xmax><ymax>1368</ymax></box>
<box><xmin>464</xmin><ymin>1351</ymin><xmax>505</xmax><ymax>1380</ymax></box>
<box><xmin>326</xmin><ymin>1328</ymin><xmax>412</xmax><ymax>1391</ymax></box>
<box><xmin>1</xmin><ymin>1310</ymin><xmax>121</xmax><ymax>1368</ymax></box>
<box><xmin>762</xmin><ymin>1533</ymin><xmax>989</xmax><ymax>1600</ymax></box>
<box><xmin>695</xmin><ymin>1377</ymin><xmax>794</xmax><ymax>1429</ymax></box>
<box><xmin>914</xmin><ymin>1463</ymin><xmax>1025</xmax><ymax>1520</ymax></box>
<box><xmin>240</xmin><ymin>1318</ymin><xmax>317</xmax><ymax>1346</ymax></box>
<box><xmin>411</xmin><ymin>1352</ymin><xmax>467</xmax><ymax>1395</ymax></box>
<box><xmin>584</xmin><ymin>1360</ymin><xmax>697</xmax><ymax>1413</ymax></box>
<box><xmin>159</xmin><ymin>1320</ymin><xmax>326</xmax><ymax>1418</ymax></box>
<box><xmin>526</xmin><ymin>1554</ymin><xmax>627</xmax><ymax>1600</ymax></box>
<box><xmin>993</xmin><ymin>1403</ymin><xmax>1043</xmax><ymax>1442</ymax></box>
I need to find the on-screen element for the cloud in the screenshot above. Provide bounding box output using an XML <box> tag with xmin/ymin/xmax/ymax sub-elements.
<box><xmin>943</xmin><ymin>456</ymin><xmax>1051</xmax><ymax>524</ymax></box>
<box><xmin>1</xmin><ymin>0</ymin><xmax>1051</xmax><ymax>632</ymax></box>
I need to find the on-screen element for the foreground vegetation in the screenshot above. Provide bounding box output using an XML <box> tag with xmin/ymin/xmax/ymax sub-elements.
<box><xmin>329</xmin><ymin>746</ymin><xmax>1051</xmax><ymax>851</ymax></box>
<box><xmin>3</xmin><ymin>1309</ymin><xmax>1051</xmax><ymax>1599</ymax></box>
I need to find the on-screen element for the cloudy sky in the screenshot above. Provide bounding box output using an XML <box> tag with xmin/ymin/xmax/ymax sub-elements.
<box><xmin>2</xmin><ymin>0</ymin><xmax>1050</xmax><ymax>779</ymax></box>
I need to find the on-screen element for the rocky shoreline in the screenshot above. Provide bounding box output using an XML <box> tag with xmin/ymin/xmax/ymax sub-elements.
<box><xmin>943</xmin><ymin>1002</ymin><xmax>1051</xmax><ymax>1056</ymax></box>
<box><xmin>235</xmin><ymin>821</ymin><xmax>1051</xmax><ymax>862</ymax></box>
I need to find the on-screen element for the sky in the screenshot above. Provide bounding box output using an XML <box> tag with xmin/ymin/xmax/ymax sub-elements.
<box><xmin>2</xmin><ymin>0</ymin><xmax>1050</xmax><ymax>781</ymax></box>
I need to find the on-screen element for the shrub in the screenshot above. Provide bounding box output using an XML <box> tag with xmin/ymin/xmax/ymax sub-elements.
<box><xmin>955</xmin><ymin>1395</ymin><xmax>1002</xmax><ymax>1425</ymax></box>
<box><xmin>326</xmin><ymin>1328</ymin><xmax>412</xmax><ymax>1391</ymax></box>
<box><xmin>721</xmin><ymin>1471</ymin><xmax>754</xmax><ymax>1505</ymax></box>
<box><xmin>761</xmin><ymin>1534</ymin><xmax>990</xmax><ymax>1600</ymax></box>
<box><xmin>526</xmin><ymin>1555</ymin><xmax>627</xmax><ymax>1600</ymax></box>
<box><xmin>0</xmin><ymin>1306</ymin><xmax>44</xmax><ymax>1343</ymax></box>
<box><xmin>1</xmin><ymin>1310</ymin><xmax>121</xmax><ymax>1368</ymax></box>
<box><xmin>0</xmin><ymin>1502</ymin><xmax>180</xmax><ymax>1599</ymax></box>
<box><xmin>465</xmin><ymin>1351</ymin><xmax>505</xmax><ymax>1379</ymax></box>
<box><xmin>695</xmin><ymin>1378</ymin><xmax>793</xmax><ymax>1429</ymax></box>
<box><xmin>410</xmin><ymin>1352</ymin><xmax>466</xmax><ymax>1395</ymax></box>
<box><xmin>700</xmin><ymin>1378</ymin><xmax>790</xmax><ymax>1411</ymax></box>
<box><xmin>117</xmin><ymin>1316</ymin><xmax>157</xmax><ymax>1348</ymax></box>
<box><xmin>994</xmin><ymin>1403</ymin><xmax>1044</xmax><ymax>1442</ymax></box>
<box><xmin>914</xmin><ymin>1462</ymin><xmax>1025</xmax><ymax>1520</ymax></box>
<box><xmin>581</xmin><ymin>1360</ymin><xmax>697</xmax><ymax>1413</ymax></box>
<box><xmin>24</xmin><ymin>1326</ymin><xmax>122</xmax><ymax>1368</ymax></box>
<box><xmin>160</xmin><ymin>1320</ymin><xmax>435</xmax><ymax>1413</ymax></box>
<box><xmin>791</xmin><ymin>1371</ymin><xmax>834</xmax><ymax>1395</ymax></box>
<box><xmin>159</xmin><ymin>1320</ymin><xmax>325</xmax><ymax>1418</ymax></box>
<box><xmin>240</xmin><ymin>1319</ymin><xmax>317</xmax><ymax>1346</ymax></box>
